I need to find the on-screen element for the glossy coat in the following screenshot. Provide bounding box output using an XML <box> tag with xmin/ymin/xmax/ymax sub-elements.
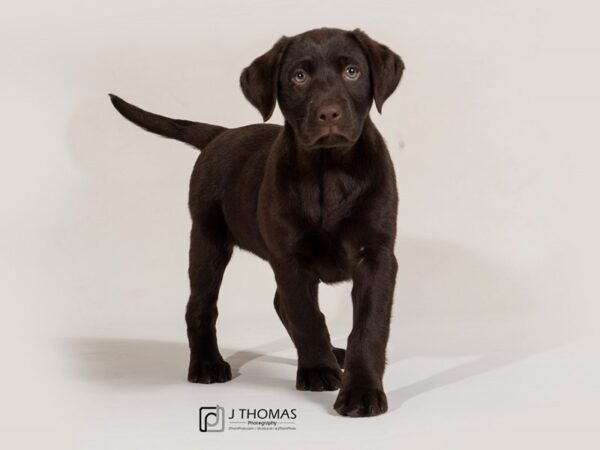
<box><xmin>110</xmin><ymin>27</ymin><xmax>404</xmax><ymax>417</ymax></box>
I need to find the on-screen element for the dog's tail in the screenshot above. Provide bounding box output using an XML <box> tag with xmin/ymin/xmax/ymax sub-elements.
<box><xmin>108</xmin><ymin>94</ymin><xmax>227</xmax><ymax>150</ymax></box>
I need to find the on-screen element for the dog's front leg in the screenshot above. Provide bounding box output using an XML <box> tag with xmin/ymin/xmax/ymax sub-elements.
<box><xmin>271</xmin><ymin>260</ymin><xmax>342</xmax><ymax>391</ymax></box>
<box><xmin>334</xmin><ymin>247</ymin><xmax>397</xmax><ymax>417</ymax></box>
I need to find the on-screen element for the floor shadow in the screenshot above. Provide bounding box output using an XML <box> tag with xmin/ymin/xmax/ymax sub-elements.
<box><xmin>377</xmin><ymin>239</ymin><xmax>566</xmax><ymax>412</ymax></box>
<box><xmin>61</xmin><ymin>335</ymin><xmax>340</xmax><ymax>414</ymax></box>
<box><xmin>227</xmin><ymin>337</ymin><xmax>297</xmax><ymax>379</ymax></box>
<box><xmin>61</xmin><ymin>336</ymin><xmax>295</xmax><ymax>388</ymax></box>
<box><xmin>61</xmin><ymin>338</ymin><xmax>188</xmax><ymax>387</ymax></box>
<box><xmin>386</xmin><ymin>348</ymin><xmax>549</xmax><ymax>413</ymax></box>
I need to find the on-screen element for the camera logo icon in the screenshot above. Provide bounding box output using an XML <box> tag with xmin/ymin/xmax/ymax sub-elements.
<box><xmin>199</xmin><ymin>406</ymin><xmax>225</xmax><ymax>432</ymax></box>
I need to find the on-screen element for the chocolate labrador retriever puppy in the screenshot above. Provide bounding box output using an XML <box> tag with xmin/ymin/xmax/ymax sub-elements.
<box><xmin>109</xmin><ymin>27</ymin><xmax>404</xmax><ymax>417</ymax></box>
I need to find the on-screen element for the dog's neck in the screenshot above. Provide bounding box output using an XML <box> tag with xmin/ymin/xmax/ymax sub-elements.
<box><xmin>282</xmin><ymin>117</ymin><xmax>378</xmax><ymax>171</ymax></box>
<box><xmin>276</xmin><ymin>117</ymin><xmax>381</xmax><ymax>227</ymax></box>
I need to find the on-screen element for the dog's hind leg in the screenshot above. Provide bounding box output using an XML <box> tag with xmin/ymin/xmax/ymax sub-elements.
<box><xmin>185</xmin><ymin>214</ymin><xmax>233</xmax><ymax>383</ymax></box>
<box><xmin>331</xmin><ymin>347</ymin><xmax>346</xmax><ymax>368</ymax></box>
<box><xmin>273</xmin><ymin>292</ymin><xmax>345</xmax><ymax>368</ymax></box>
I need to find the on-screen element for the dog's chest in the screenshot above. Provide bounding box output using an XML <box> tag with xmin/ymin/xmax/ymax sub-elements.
<box><xmin>298</xmin><ymin>166</ymin><xmax>363</xmax><ymax>231</ymax></box>
<box><xmin>293</xmin><ymin>168</ymin><xmax>365</xmax><ymax>283</ymax></box>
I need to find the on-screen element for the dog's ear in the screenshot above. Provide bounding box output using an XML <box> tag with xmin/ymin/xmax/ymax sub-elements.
<box><xmin>351</xmin><ymin>29</ymin><xmax>404</xmax><ymax>114</ymax></box>
<box><xmin>240</xmin><ymin>36</ymin><xmax>290</xmax><ymax>122</ymax></box>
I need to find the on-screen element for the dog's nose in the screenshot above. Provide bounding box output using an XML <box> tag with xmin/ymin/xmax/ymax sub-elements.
<box><xmin>316</xmin><ymin>104</ymin><xmax>342</xmax><ymax>124</ymax></box>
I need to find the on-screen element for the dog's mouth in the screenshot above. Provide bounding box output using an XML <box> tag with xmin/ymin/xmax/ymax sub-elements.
<box><xmin>308</xmin><ymin>126</ymin><xmax>353</xmax><ymax>148</ymax></box>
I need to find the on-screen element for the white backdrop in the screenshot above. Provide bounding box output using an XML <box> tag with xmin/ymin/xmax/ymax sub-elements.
<box><xmin>1</xmin><ymin>1</ymin><xmax>599</xmax><ymax>449</ymax></box>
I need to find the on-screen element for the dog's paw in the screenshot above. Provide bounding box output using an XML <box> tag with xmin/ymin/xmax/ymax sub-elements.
<box><xmin>296</xmin><ymin>366</ymin><xmax>342</xmax><ymax>391</ymax></box>
<box><xmin>334</xmin><ymin>386</ymin><xmax>388</xmax><ymax>417</ymax></box>
<box><xmin>332</xmin><ymin>347</ymin><xmax>346</xmax><ymax>368</ymax></box>
<box><xmin>188</xmin><ymin>359</ymin><xmax>232</xmax><ymax>384</ymax></box>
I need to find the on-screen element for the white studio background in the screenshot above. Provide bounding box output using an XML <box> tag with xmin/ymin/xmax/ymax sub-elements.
<box><xmin>1</xmin><ymin>1</ymin><xmax>599</xmax><ymax>449</ymax></box>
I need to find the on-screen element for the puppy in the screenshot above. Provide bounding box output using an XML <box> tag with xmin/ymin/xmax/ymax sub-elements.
<box><xmin>110</xmin><ymin>27</ymin><xmax>404</xmax><ymax>417</ymax></box>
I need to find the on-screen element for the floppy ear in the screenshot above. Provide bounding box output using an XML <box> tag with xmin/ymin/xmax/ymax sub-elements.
<box><xmin>240</xmin><ymin>36</ymin><xmax>290</xmax><ymax>121</ymax></box>
<box><xmin>351</xmin><ymin>29</ymin><xmax>405</xmax><ymax>114</ymax></box>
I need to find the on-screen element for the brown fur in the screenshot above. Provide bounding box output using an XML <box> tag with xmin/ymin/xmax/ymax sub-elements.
<box><xmin>110</xmin><ymin>27</ymin><xmax>404</xmax><ymax>417</ymax></box>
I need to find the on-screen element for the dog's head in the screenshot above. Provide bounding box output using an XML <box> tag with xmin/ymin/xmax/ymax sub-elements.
<box><xmin>240</xmin><ymin>28</ymin><xmax>404</xmax><ymax>150</ymax></box>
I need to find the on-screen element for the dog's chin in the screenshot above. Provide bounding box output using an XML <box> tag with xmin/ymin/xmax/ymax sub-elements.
<box><xmin>312</xmin><ymin>134</ymin><xmax>351</xmax><ymax>147</ymax></box>
<box><xmin>307</xmin><ymin>133</ymin><xmax>355</xmax><ymax>149</ymax></box>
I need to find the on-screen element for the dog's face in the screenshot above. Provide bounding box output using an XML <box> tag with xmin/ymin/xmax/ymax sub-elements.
<box><xmin>276</xmin><ymin>31</ymin><xmax>373</xmax><ymax>149</ymax></box>
<box><xmin>240</xmin><ymin>28</ymin><xmax>404</xmax><ymax>150</ymax></box>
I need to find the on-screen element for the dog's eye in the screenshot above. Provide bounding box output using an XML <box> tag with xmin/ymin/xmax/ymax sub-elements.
<box><xmin>292</xmin><ymin>69</ymin><xmax>308</xmax><ymax>85</ymax></box>
<box><xmin>343</xmin><ymin>65</ymin><xmax>360</xmax><ymax>81</ymax></box>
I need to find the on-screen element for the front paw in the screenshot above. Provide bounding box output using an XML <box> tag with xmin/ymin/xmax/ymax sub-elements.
<box><xmin>188</xmin><ymin>358</ymin><xmax>232</xmax><ymax>384</ymax></box>
<box><xmin>296</xmin><ymin>366</ymin><xmax>342</xmax><ymax>391</ymax></box>
<box><xmin>334</xmin><ymin>386</ymin><xmax>388</xmax><ymax>417</ymax></box>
